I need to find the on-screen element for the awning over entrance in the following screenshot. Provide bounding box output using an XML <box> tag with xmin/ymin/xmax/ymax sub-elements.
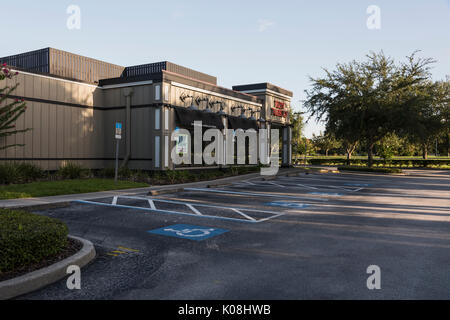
<box><xmin>227</xmin><ymin>116</ymin><xmax>259</xmax><ymax>131</ymax></box>
<box><xmin>174</xmin><ymin>107</ymin><xmax>224</xmax><ymax>129</ymax></box>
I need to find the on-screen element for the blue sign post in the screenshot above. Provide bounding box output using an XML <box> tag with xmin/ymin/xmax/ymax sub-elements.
<box><xmin>148</xmin><ymin>224</ymin><xmax>228</xmax><ymax>241</ymax></box>
<box><xmin>114</xmin><ymin>122</ymin><xmax>122</xmax><ymax>183</ymax></box>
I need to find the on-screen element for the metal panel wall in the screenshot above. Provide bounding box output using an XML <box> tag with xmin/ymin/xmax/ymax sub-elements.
<box><xmin>49</xmin><ymin>48</ymin><xmax>125</xmax><ymax>84</ymax></box>
<box><xmin>0</xmin><ymin>70</ymin><xmax>104</xmax><ymax>170</ymax></box>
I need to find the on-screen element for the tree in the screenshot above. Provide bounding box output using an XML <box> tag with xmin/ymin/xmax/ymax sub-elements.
<box><xmin>0</xmin><ymin>63</ymin><xmax>29</xmax><ymax>150</ymax></box>
<box><xmin>401</xmin><ymin>79</ymin><xmax>449</xmax><ymax>159</ymax></box>
<box><xmin>304</xmin><ymin>51</ymin><xmax>435</xmax><ymax>166</ymax></box>
<box><xmin>375</xmin><ymin>132</ymin><xmax>402</xmax><ymax>160</ymax></box>
<box><xmin>289</xmin><ymin>110</ymin><xmax>305</xmax><ymax>163</ymax></box>
<box><xmin>312</xmin><ymin>132</ymin><xmax>341</xmax><ymax>156</ymax></box>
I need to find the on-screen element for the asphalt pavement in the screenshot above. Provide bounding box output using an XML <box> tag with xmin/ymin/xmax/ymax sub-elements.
<box><xmin>20</xmin><ymin>169</ymin><xmax>450</xmax><ymax>300</ymax></box>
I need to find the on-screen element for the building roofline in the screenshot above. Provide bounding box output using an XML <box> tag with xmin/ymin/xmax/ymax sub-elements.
<box><xmin>232</xmin><ymin>82</ymin><xmax>293</xmax><ymax>98</ymax></box>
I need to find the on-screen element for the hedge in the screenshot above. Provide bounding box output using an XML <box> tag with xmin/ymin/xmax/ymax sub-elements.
<box><xmin>309</xmin><ymin>158</ymin><xmax>450</xmax><ymax>168</ymax></box>
<box><xmin>0</xmin><ymin>209</ymin><xmax>68</xmax><ymax>273</ymax></box>
<box><xmin>337</xmin><ymin>166</ymin><xmax>403</xmax><ymax>174</ymax></box>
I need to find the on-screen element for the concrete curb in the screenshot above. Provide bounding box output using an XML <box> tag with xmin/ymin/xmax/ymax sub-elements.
<box><xmin>10</xmin><ymin>202</ymin><xmax>72</xmax><ymax>212</ymax></box>
<box><xmin>0</xmin><ymin>235</ymin><xmax>96</xmax><ymax>300</ymax></box>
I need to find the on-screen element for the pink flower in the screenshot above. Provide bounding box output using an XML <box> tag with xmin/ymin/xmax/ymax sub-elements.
<box><xmin>15</xmin><ymin>71</ymin><xmax>19</xmax><ymax>75</ymax></box>
<box><xmin>2</xmin><ymin>63</ymin><xmax>6</xmax><ymax>67</ymax></box>
<box><xmin>3</xmin><ymin>68</ymin><xmax>9</xmax><ymax>74</ymax></box>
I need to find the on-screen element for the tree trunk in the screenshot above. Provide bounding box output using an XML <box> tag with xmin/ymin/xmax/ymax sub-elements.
<box><xmin>346</xmin><ymin>151</ymin><xmax>352</xmax><ymax>166</ymax></box>
<box><xmin>325</xmin><ymin>149</ymin><xmax>329</xmax><ymax>157</ymax></box>
<box><xmin>422</xmin><ymin>143</ymin><xmax>428</xmax><ymax>160</ymax></box>
<box><xmin>367</xmin><ymin>141</ymin><xmax>374</xmax><ymax>167</ymax></box>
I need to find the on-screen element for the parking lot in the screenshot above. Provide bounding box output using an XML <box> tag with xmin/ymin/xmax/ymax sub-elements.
<box><xmin>21</xmin><ymin>170</ymin><xmax>450</xmax><ymax>299</ymax></box>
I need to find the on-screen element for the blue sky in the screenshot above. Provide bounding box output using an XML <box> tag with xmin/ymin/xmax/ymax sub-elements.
<box><xmin>2</xmin><ymin>0</ymin><xmax>449</xmax><ymax>137</ymax></box>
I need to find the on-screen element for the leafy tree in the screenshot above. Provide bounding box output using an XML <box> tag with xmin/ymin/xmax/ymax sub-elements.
<box><xmin>312</xmin><ymin>132</ymin><xmax>341</xmax><ymax>156</ymax></box>
<box><xmin>375</xmin><ymin>132</ymin><xmax>402</xmax><ymax>160</ymax></box>
<box><xmin>304</xmin><ymin>51</ymin><xmax>435</xmax><ymax>166</ymax></box>
<box><xmin>401</xmin><ymin>79</ymin><xmax>449</xmax><ymax>159</ymax></box>
<box><xmin>289</xmin><ymin>110</ymin><xmax>305</xmax><ymax>162</ymax></box>
<box><xmin>0</xmin><ymin>63</ymin><xmax>29</xmax><ymax>150</ymax></box>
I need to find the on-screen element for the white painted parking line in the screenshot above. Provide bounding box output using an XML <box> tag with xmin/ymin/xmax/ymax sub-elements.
<box><xmin>186</xmin><ymin>204</ymin><xmax>202</xmax><ymax>216</ymax></box>
<box><xmin>296</xmin><ymin>183</ymin><xmax>319</xmax><ymax>190</ymax></box>
<box><xmin>148</xmin><ymin>199</ymin><xmax>156</xmax><ymax>210</ymax></box>
<box><xmin>231</xmin><ymin>208</ymin><xmax>256</xmax><ymax>221</ymax></box>
<box><xmin>185</xmin><ymin>188</ymin><xmax>329</xmax><ymax>202</ymax></box>
<box><xmin>267</xmin><ymin>181</ymin><xmax>285</xmax><ymax>188</ymax></box>
<box><xmin>75</xmin><ymin>195</ymin><xmax>288</xmax><ymax>223</ymax></box>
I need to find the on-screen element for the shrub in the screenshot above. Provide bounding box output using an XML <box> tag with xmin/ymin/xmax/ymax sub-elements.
<box><xmin>337</xmin><ymin>166</ymin><xmax>403</xmax><ymax>174</ymax></box>
<box><xmin>16</xmin><ymin>163</ymin><xmax>45</xmax><ymax>182</ymax></box>
<box><xmin>118</xmin><ymin>166</ymin><xmax>132</xmax><ymax>179</ymax></box>
<box><xmin>0</xmin><ymin>162</ymin><xmax>44</xmax><ymax>185</ymax></box>
<box><xmin>165</xmin><ymin>170</ymin><xmax>180</xmax><ymax>184</ymax></box>
<box><xmin>98</xmin><ymin>167</ymin><xmax>116</xmax><ymax>179</ymax></box>
<box><xmin>131</xmin><ymin>170</ymin><xmax>149</xmax><ymax>183</ymax></box>
<box><xmin>0</xmin><ymin>209</ymin><xmax>68</xmax><ymax>273</ymax></box>
<box><xmin>58</xmin><ymin>162</ymin><xmax>85</xmax><ymax>179</ymax></box>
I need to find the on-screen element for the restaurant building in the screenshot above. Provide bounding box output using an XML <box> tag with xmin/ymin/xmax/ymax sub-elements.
<box><xmin>0</xmin><ymin>48</ymin><xmax>293</xmax><ymax>170</ymax></box>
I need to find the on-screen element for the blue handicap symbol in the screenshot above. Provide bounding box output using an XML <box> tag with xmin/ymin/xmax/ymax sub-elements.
<box><xmin>265</xmin><ymin>201</ymin><xmax>310</xmax><ymax>209</ymax></box>
<box><xmin>116</xmin><ymin>122</ymin><xmax>122</xmax><ymax>129</ymax></box>
<box><xmin>308</xmin><ymin>192</ymin><xmax>342</xmax><ymax>196</ymax></box>
<box><xmin>148</xmin><ymin>224</ymin><xmax>228</xmax><ymax>241</ymax></box>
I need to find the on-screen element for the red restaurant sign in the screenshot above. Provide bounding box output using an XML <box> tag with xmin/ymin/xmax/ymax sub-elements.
<box><xmin>271</xmin><ymin>101</ymin><xmax>288</xmax><ymax>118</ymax></box>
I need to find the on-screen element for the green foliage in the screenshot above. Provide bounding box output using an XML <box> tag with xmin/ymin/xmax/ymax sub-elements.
<box><xmin>58</xmin><ymin>162</ymin><xmax>85</xmax><ymax>179</ymax></box>
<box><xmin>0</xmin><ymin>209</ymin><xmax>68</xmax><ymax>273</ymax></box>
<box><xmin>118</xmin><ymin>166</ymin><xmax>132</xmax><ymax>179</ymax></box>
<box><xmin>401</xmin><ymin>79</ymin><xmax>449</xmax><ymax>159</ymax></box>
<box><xmin>0</xmin><ymin>64</ymin><xmax>31</xmax><ymax>150</ymax></box>
<box><xmin>309</xmin><ymin>157</ymin><xmax>449</xmax><ymax>168</ymax></box>
<box><xmin>337</xmin><ymin>166</ymin><xmax>403</xmax><ymax>174</ymax></box>
<box><xmin>0</xmin><ymin>179</ymin><xmax>149</xmax><ymax>200</ymax></box>
<box><xmin>0</xmin><ymin>162</ymin><xmax>44</xmax><ymax>184</ymax></box>
<box><xmin>305</xmin><ymin>51</ymin><xmax>437</xmax><ymax>166</ymax></box>
<box><xmin>98</xmin><ymin>167</ymin><xmax>116</xmax><ymax>178</ymax></box>
<box><xmin>312</xmin><ymin>132</ymin><xmax>342</xmax><ymax>156</ymax></box>
<box><xmin>376</xmin><ymin>133</ymin><xmax>403</xmax><ymax>160</ymax></box>
<box><xmin>290</xmin><ymin>110</ymin><xmax>305</xmax><ymax>157</ymax></box>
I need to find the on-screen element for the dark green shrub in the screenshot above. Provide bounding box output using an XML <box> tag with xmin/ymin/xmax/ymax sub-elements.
<box><xmin>0</xmin><ymin>209</ymin><xmax>68</xmax><ymax>273</ymax></box>
<box><xmin>0</xmin><ymin>162</ymin><xmax>44</xmax><ymax>184</ymax></box>
<box><xmin>131</xmin><ymin>170</ymin><xmax>149</xmax><ymax>182</ymax></box>
<box><xmin>98</xmin><ymin>168</ymin><xmax>115</xmax><ymax>178</ymax></box>
<box><xmin>15</xmin><ymin>163</ymin><xmax>44</xmax><ymax>183</ymax></box>
<box><xmin>58</xmin><ymin>162</ymin><xmax>85</xmax><ymax>179</ymax></box>
<box><xmin>337</xmin><ymin>166</ymin><xmax>402</xmax><ymax>174</ymax></box>
<box><xmin>118</xmin><ymin>166</ymin><xmax>132</xmax><ymax>179</ymax></box>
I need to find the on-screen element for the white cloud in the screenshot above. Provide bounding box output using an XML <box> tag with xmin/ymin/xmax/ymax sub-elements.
<box><xmin>258</xmin><ymin>19</ymin><xmax>275</xmax><ymax>32</ymax></box>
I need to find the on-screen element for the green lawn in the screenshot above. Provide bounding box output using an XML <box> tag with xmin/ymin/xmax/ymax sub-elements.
<box><xmin>0</xmin><ymin>179</ymin><xmax>149</xmax><ymax>200</ymax></box>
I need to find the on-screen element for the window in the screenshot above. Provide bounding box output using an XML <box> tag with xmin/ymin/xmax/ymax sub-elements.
<box><xmin>164</xmin><ymin>85</ymin><xmax>169</xmax><ymax>102</ymax></box>
<box><xmin>155</xmin><ymin>136</ymin><xmax>160</xmax><ymax>168</ymax></box>
<box><xmin>155</xmin><ymin>85</ymin><xmax>161</xmax><ymax>101</ymax></box>
<box><xmin>155</xmin><ymin>108</ymin><xmax>161</xmax><ymax>130</ymax></box>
